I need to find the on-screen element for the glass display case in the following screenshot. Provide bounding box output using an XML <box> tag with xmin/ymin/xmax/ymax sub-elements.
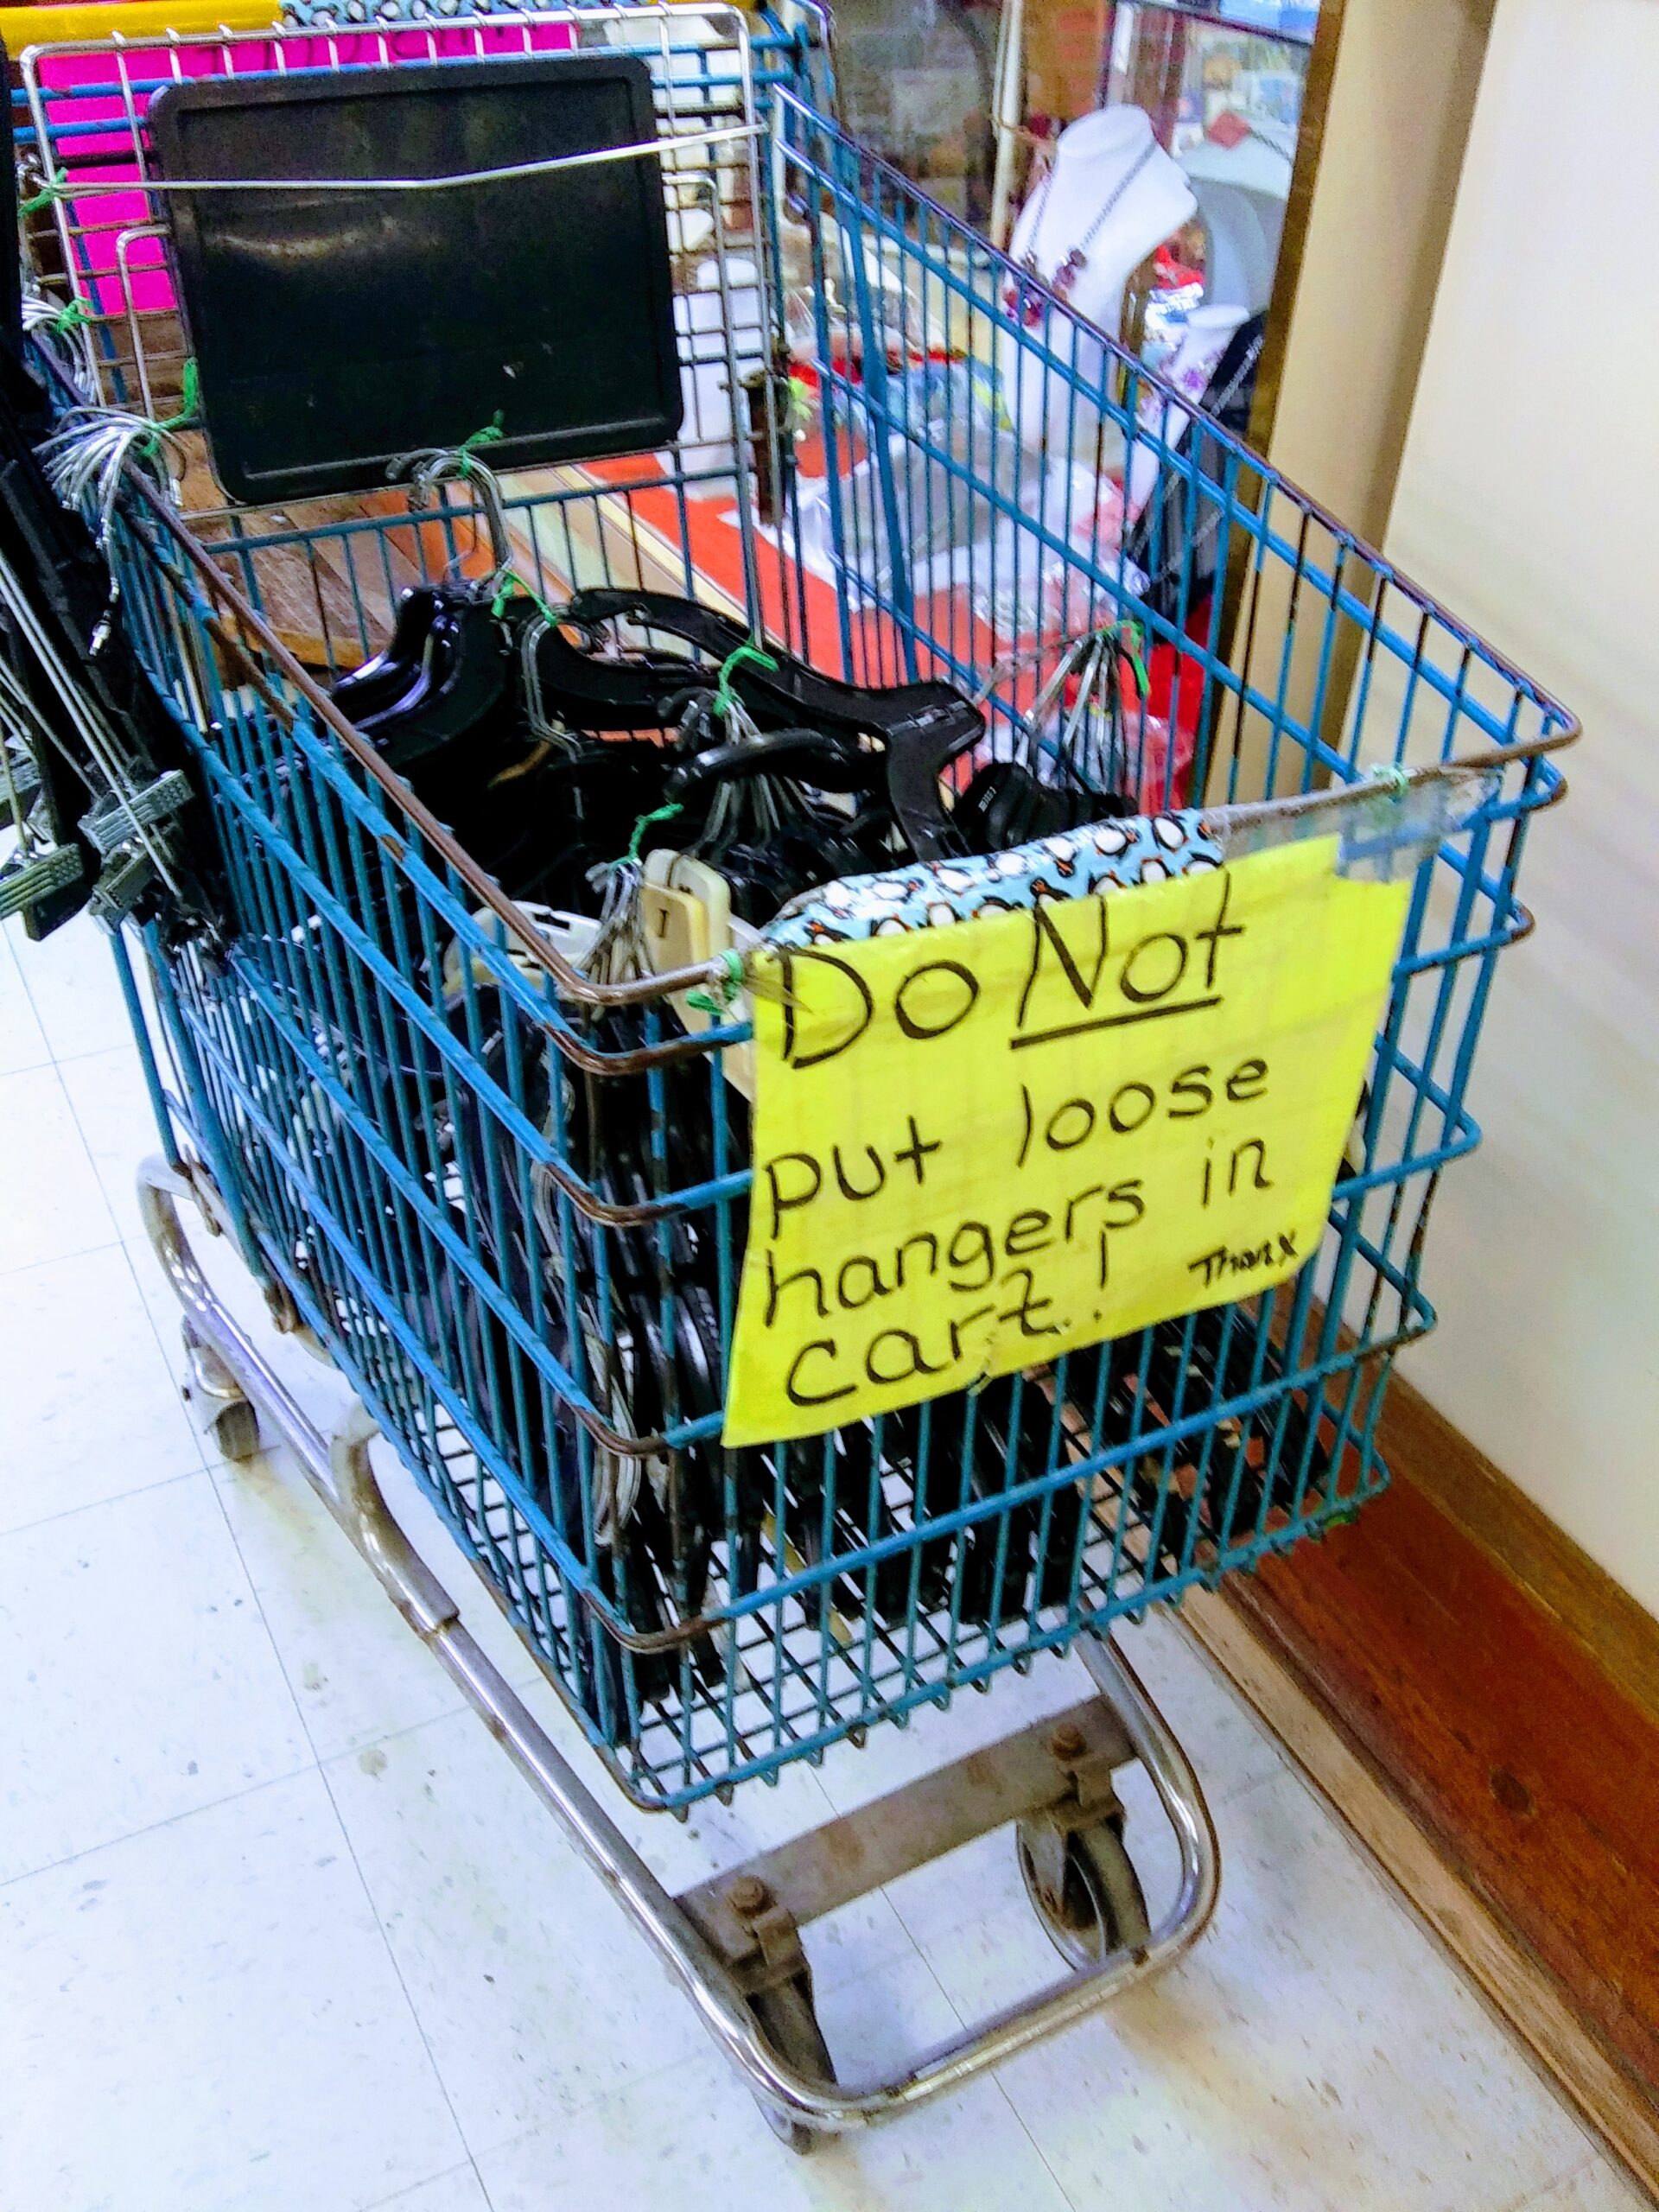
<box><xmin>1097</xmin><ymin>2</ymin><xmax>1318</xmax><ymax>162</ymax></box>
<box><xmin>1017</xmin><ymin>0</ymin><xmax>1325</xmax><ymax>369</ymax></box>
<box><xmin>830</xmin><ymin>0</ymin><xmax>1329</xmax><ymax>385</ymax></box>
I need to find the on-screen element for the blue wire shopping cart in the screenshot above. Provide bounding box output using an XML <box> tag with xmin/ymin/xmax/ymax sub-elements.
<box><xmin>15</xmin><ymin>2</ymin><xmax>1573</xmax><ymax>2145</ymax></box>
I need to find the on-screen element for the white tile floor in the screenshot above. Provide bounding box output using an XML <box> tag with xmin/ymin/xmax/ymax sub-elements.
<box><xmin>0</xmin><ymin>916</ymin><xmax>1649</xmax><ymax>2212</ymax></box>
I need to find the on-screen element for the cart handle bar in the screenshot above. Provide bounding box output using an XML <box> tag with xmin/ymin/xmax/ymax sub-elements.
<box><xmin>29</xmin><ymin>120</ymin><xmax>760</xmax><ymax>200</ymax></box>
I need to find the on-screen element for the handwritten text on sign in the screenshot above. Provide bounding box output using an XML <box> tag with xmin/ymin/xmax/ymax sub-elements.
<box><xmin>721</xmin><ymin>836</ymin><xmax>1409</xmax><ymax>1448</ymax></box>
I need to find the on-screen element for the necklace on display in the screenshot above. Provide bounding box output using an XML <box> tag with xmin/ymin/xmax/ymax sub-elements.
<box><xmin>1004</xmin><ymin>138</ymin><xmax>1159</xmax><ymax>327</ymax></box>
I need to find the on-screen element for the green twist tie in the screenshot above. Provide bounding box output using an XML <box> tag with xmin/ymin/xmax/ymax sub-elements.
<box><xmin>686</xmin><ymin>946</ymin><xmax>746</xmax><ymax>1017</ymax></box>
<box><xmin>20</xmin><ymin>170</ymin><xmax>67</xmax><ymax>217</ymax></box>
<box><xmin>626</xmin><ymin>800</ymin><xmax>683</xmax><ymax>863</ymax></box>
<box><xmin>785</xmin><ymin>375</ymin><xmax>814</xmax><ymax>438</ymax></box>
<box><xmin>144</xmin><ymin>359</ymin><xmax>199</xmax><ymax>444</ymax></box>
<box><xmin>1365</xmin><ymin>761</ymin><xmax>1412</xmax><ymax>799</ymax></box>
<box><xmin>1107</xmin><ymin>619</ymin><xmax>1149</xmax><ymax>702</ymax></box>
<box><xmin>49</xmin><ymin>299</ymin><xmax>90</xmax><ymax>337</ymax></box>
<box><xmin>489</xmin><ymin>566</ymin><xmax>560</xmax><ymax>623</ymax></box>
<box><xmin>713</xmin><ymin>639</ymin><xmax>778</xmax><ymax>722</ymax></box>
<box><xmin>130</xmin><ymin>359</ymin><xmax>201</xmax><ymax>463</ymax></box>
<box><xmin>168</xmin><ymin>358</ymin><xmax>200</xmax><ymax>429</ymax></box>
<box><xmin>457</xmin><ymin>414</ymin><xmax>505</xmax><ymax>474</ymax></box>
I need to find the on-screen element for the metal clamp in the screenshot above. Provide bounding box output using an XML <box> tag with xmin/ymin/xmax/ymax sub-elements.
<box><xmin>0</xmin><ymin>836</ymin><xmax>81</xmax><ymax>920</ymax></box>
<box><xmin>79</xmin><ymin>766</ymin><xmax>194</xmax><ymax>858</ymax></box>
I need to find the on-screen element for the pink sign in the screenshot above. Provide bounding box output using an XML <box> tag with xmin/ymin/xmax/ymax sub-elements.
<box><xmin>37</xmin><ymin>22</ymin><xmax>577</xmax><ymax>315</ymax></box>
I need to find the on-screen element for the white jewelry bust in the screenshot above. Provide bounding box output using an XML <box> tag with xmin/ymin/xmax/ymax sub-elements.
<box><xmin>1000</xmin><ymin>105</ymin><xmax>1197</xmax><ymax>460</ymax></box>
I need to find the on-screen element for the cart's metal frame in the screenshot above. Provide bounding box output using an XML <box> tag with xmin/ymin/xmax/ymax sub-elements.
<box><xmin>139</xmin><ymin>1146</ymin><xmax>1218</xmax><ymax>2143</ymax></box>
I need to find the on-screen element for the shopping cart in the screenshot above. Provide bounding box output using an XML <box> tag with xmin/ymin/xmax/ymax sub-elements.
<box><xmin>13</xmin><ymin>3</ymin><xmax>1574</xmax><ymax>2146</ymax></box>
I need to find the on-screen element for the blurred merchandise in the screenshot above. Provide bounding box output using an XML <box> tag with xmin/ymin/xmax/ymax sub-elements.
<box><xmin>833</xmin><ymin>0</ymin><xmax>1001</xmax><ymax>225</ymax></box>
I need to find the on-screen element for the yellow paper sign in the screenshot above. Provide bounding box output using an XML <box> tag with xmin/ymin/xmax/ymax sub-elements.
<box><xmin>721</xmin><ymin>835</ymin><xmax>1410</xmax><ymax>1448</ymax></box>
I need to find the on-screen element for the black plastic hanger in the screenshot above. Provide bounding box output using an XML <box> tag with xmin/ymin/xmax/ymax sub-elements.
<box><xmin>566</xmin><ymin>588</ymin><xmax>984</xmax><ymax>861</ymax></box>
<box><xmin>530</xmin><ymin>618</ymin><xmax>715</xmax><ymax>733</ymax></box>
<box><xmin>330</xmin><ymin>585</ymin><xmax>444</xmax><ymax>728</ymax></box>
<box><xmin>350</xmin><ymin>595</ymin><xmax>514</xmax><ymax>768</ymax></box>
<box><xmin>664</xmin><ymin>725</ymin><xmax>878</xmax><ymax>805</ymax></box>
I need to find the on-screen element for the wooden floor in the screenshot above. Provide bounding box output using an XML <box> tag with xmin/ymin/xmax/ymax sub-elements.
<box><xmin>1223</xmin><ymin>1398</ymin><xmax>1659</xmax><ymax>2152</ymax></box>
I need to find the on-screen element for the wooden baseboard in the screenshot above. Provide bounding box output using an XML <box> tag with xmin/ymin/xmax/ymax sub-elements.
<box><xmin>1378</xmin><ymin>1371</ymin><xmax>1659</xmax><ymax>1731</ymax></box>
<box><xmin>1180</xmin><ymin>1586</ymin><xmax>1659</xmax><ymax>2198</ymax></box>
<box><xmin>1183</xmin><ymin>1371</ymin><xmax>1659</xmax><ymax>2200</ymax></box>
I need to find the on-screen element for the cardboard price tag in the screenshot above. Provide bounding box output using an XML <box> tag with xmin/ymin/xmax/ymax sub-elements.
<box><xmin>721</xmin><ymin>836</ymin><xmax>1409</xmax><ymax>1448</ymax></box>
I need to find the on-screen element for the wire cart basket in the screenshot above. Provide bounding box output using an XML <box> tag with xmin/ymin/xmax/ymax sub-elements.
<box><xmin>11</xmin><ymin>2</ymin><xmax>1575</xmax><ymax>2145</ymax></box>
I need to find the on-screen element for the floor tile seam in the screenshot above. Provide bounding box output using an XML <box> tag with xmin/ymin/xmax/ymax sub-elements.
<box><xmin>13</xmin><ymin>952</ymin><xmax>133</xmax><ymax>1066</ymax></box>
<box><xmin>113</xmin><ymin>1235</ymin><xmax>217</xmax><ymax>1473</ymax></box>
<box><xmin>454</xmin><ymin>2029</ymin><xmax>772</xmax><ymax>2168</ymax></box>
<box><xmin>13</xmin><ymin>1054</ymin><xmax>126</xmax><ymax>1236</ymax></box>
<box><xmin>355</xmin><ymin>2159</ymin><xmax>498</xmax><ymax>2212</ymax></box>
<box><xmin>312</xmin><ymin>1751</ymin><xmax>477</xmax><ymax>2180</ymax></box>
<box><xmin>0</xmin><ymin>1046</ymin><xmax>54</xmax><ymax>1077</ymax></box>
<box><xmin>0</xmin><ymin>1751</ymin><xmax>324</xmax><ymax>1895</ymax></box>
<box><xmin>203</xmin><ymin>1451</ymin><xmax>579</xmax><ymax>1719</ymax></box>
<box><xmin>192</xmin><ymin>1414</ymin><xmax>429</xmax><ymax>1809</ymax></box>
<box><xmin>0</xmin><ymin>1461</ymin><xmax>202</xmax><ymax>1542</ymax></box>
<box><xmin>448</xmin><ymin>1898</ymin><xmax>953</xmax><ymax>2165</ymax></box>
<box><xmin>48</xmin><ymin>1038</ymin><xmax>147</xmax><ymax>1073</ymax></box>
<box><xmin>306</xmin><ymin>1702</ymin><xmax>944</xmax><ymax>1999</ymax></box>
<box><xmin>0</xmin><ymin>1230</ymin><xmax>126</xmax><ymax>1281</ymax></box>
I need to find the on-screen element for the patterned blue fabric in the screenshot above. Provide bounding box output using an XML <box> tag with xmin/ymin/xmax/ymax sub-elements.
<box><xmin>764</xmin><ymin>810</ymin><xmax>1224</xmax><ymax>949</ymax></box>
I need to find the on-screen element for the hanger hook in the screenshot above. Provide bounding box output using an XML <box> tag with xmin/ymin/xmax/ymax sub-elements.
<box><xmin>1019</xmin><ymin>627</ymin><xmax>1099</xmax><ymax>760</ymax></box>
<box><xmin>389</xmin><ymin>440</ymin><xmax>512</xmax><ymax>592</ymax></box>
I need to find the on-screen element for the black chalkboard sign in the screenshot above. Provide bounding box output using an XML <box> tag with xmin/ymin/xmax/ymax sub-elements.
<box><xmin>149</xmin><ymin>52</ymin><xmax>683</xmax><ymax>505</ymax></box>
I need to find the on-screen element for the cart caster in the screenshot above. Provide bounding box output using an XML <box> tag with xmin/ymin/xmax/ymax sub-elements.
<box><xmin>759</xmin><ymin>2105</ymin><xmax>821</xmax><ymax>2157</ymax></box>
<box><xmin>181</xmin><ymin>1320</ymin><xmax>262</xmax><ymax>1461</ymax></box>
<box><xmin>209</xmin><ymin>1398</ymin><xmax>262</xmax><ymax>1462</ymax></box>
<box><xmin>1015</xmin><ymin>1809</ymin><xmax>1151</xmax><ymax>1970</ymax></box>
<box><xmin>747</xmin><ymin>1974</ymin><xmax>833</xmax><ymax>2156</ymax></box>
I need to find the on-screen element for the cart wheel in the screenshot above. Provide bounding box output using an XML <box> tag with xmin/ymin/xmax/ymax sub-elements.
<box><xmin>747</xmin><ymin>1974</ymin><xmax>832</xmax><ymax>2155</ymax></box>
<box><xmin>1015</xmin><ymin>1813</ymin><xmax>1151</xmax><ymax>1971</ymax></box>
<box><xmin>181</xmin><ymin>1322</ymin><xmax>261</xmax><ymax>1462</ymax></box>
<box><xmin>210</xmin><ymin>1399</ymin><xmax>262</xmax><ymax>1462</ymax></box>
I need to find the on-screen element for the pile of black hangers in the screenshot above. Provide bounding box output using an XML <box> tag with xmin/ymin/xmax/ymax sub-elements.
<box><xmin>323</xmin><ymin>460</ymin><xmax>1318</xmax><ymax>1733</ymax></box>
<box><xmin>336</xmin><ymin>572</ymin><xmax>976</xmax><ymax>917</ymax></box>
<box><xmin>327</xmin><ymin>454</ymin><xmax>1146</xmax><ymax>928</ymax></box>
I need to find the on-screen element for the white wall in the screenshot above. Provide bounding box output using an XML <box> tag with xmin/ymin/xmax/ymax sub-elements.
<box><xmin>1381</xmin><ymin>0</ymin><xmax>1659</xmax><ymax>1614</ymax></box>
<box><xmin>1267</xmin><ymin>0</ymin><xmax>1496</xmax><ymax>546</ymax></box>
